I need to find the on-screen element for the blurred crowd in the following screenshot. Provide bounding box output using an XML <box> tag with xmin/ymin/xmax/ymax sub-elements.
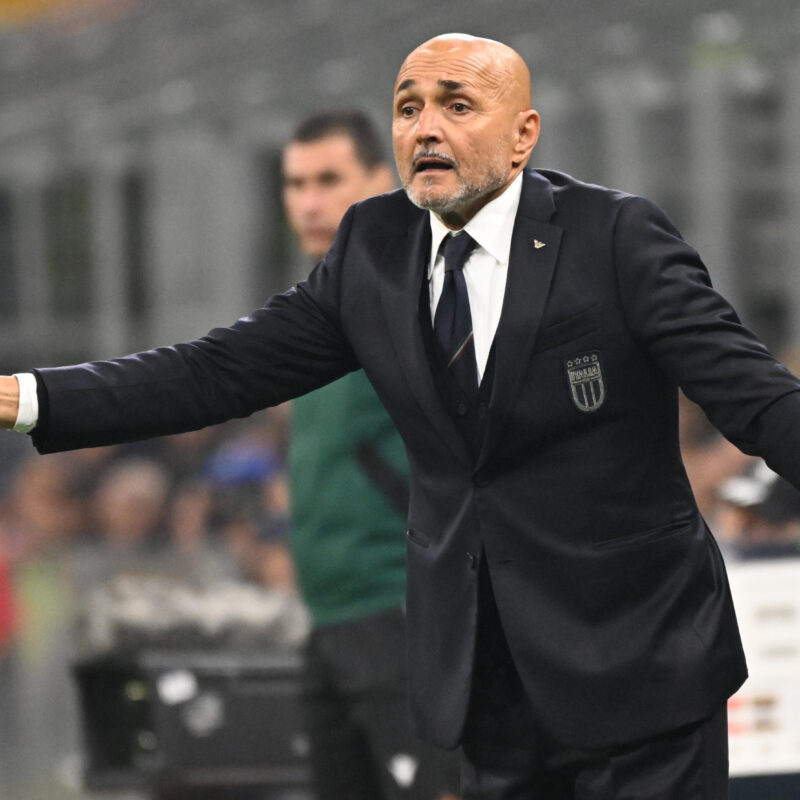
<box><xmin>0</xmin><ymin>387</ymin><xmax>799</xmax><ymax>798</ymax></box>
<box><xmin>0</xmin><ymin>403</ymin><xmax>297</xmax><ymax>799</ymax></box>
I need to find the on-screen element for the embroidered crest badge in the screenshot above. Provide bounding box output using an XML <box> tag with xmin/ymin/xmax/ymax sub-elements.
<box><xmin>565</xmin><ymin>352</ymin><xmax>606</xmax><ymax>413</ymax></box>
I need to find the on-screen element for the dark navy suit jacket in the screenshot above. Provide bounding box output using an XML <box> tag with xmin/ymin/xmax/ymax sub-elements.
<box><xmin>30</xmin><ymin>169</ymin><xmax>800</xmax><ymax>749</ymax></box>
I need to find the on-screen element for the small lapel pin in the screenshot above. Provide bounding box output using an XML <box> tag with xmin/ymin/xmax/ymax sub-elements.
<box><xmin>534</xmin><ymin>239</ymin><xmax>546</xmax><ymax>249</ymax></box>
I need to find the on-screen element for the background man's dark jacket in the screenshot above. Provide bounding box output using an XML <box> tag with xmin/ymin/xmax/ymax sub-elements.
<box><xmin>29</xmin><ymin>169</ymin><xmax>800</xmax><ymax>750</ymax></box>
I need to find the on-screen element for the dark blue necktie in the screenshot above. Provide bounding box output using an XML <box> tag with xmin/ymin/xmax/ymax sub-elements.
<box><xmin>434</xmin><ymin>232</ymin><xmax>479</xmax><ymax>399</ymax></box>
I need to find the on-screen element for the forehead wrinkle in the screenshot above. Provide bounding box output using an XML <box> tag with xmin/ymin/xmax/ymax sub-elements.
<box><xmin>396</xmin><ymin>50</ymin><xmax>521</xmax><ymax>108</ymax></box>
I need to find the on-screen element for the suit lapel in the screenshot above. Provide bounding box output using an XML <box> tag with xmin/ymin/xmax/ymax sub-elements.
<box><xmin>478</xmin><ymin>171</ymin><xmax>563</xmax><ymax>468</ymax></box>
<box><xmin>379</xmin><ymin>213</ymin><xmax>474</xmax><ymax>467</ymax></box>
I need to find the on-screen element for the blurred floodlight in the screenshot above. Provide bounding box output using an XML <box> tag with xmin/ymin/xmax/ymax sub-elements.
<box><xmin>692</xmin><ymin>11</ymin><xmax>744</xmax><ymax>46</ymax></box>
<box><xmin>732</xmin><ymin>60</ymin><xmax>772</xmax><ymax>95</ymax></box>
<box><xmin>635</xmin><ymin>70</ymin><xmax>672</xmax><ymax>107</ymax></box>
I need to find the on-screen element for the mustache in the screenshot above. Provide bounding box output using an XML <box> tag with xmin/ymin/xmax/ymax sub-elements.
<box><xmin>412</xmin><ymin>151</ymin><xmax>459</xmax><ymax>170</ymax></box>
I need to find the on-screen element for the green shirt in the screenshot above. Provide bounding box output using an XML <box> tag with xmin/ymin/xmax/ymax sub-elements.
<box><xmin>289</xmin><ymin>370</ymin><xmax>409</xmax><ymax>628</ymax></box>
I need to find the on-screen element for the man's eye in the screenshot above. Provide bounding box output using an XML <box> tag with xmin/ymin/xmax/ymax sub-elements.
<box><xmin>400</xmin><ymin>105</ymin><xmax>417</xmax><ymax>117</ymax></box>
<box><xmin>451</xmin><ymin>102</ymin><xmax>470</xmax><ymax>113</ymax></box>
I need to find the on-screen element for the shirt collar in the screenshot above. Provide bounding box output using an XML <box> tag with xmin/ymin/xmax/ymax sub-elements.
<box><xmin>427</xmin><ymin>172</ymin><xmax>523</xmax><ymax>277</ymax></box>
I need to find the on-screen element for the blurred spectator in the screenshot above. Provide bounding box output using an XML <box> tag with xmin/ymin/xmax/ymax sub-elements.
<box><xmin>165</xmin><ymin>478</ymin><xmax>237</xmax><ymax>583</ymax></box>
<box><xmin>3</xmin><ymin>453</ymin><xmax>87</xmax><ymax>555</ymax></box>
<box><xmin>91</xmin><ymin>457</ymin><xmax>169</xmax><ymax>549</ymax></box>
<box><xmin>715</xmin><ymin>460</ymin><xmax>800</xmax><ymax>561</ymax></box>
<box><xmin>0</xmin><ymin>406</ymin><xmax>295</xmax><ymax>798</ymax></box>
<box><xmin>68</xmin><ymin>456</ymin><xmax>174</xmax><ymax>625</ymax></box>
<box><xmin>168</xmin><ymin>479</ymin><xmax>214</xmax><ymax>553</ymax></box>
<box><xmin>202</xmin><ymin>418</ymin><xmax>294</xmax><ymax>589</ymax></box>
<box><xmin>0</xmin><ymin>453</ymin><xmax>85</xmax><ymax>799</ymax></box>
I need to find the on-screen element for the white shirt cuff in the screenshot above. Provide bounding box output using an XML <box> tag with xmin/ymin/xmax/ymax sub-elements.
<box><xmin>12</xmin><ymin>372</ymin><xmax>39</xmax><ymax>433</ymax></box>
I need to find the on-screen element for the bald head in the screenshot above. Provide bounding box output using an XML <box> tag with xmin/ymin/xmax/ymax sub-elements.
<box><xmin>397</xmin><ymin>34</ymin><xmax>532</xmax><ymax>113</ymax></box>
<box><xmin>392</xmin><ymin>33</ymin><xmax>540</xmax><ymax>228</ymax></box>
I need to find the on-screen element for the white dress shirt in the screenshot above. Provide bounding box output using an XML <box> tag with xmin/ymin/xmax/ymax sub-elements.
<box><xmin>13</xmin><ymin>174</ymin><xmax>524</xmax><ymax>432</ymax></box>
<box><xmin>427</xmin><ymin>172</ymin><xmax>523</xmax><ymax>383</ymax></box>
<box><xmin>13</xmin><ymin>372</ymin><xmax>38</xmax><ymax>432</ymax></box>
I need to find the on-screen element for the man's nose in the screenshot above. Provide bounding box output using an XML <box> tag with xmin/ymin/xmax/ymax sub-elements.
<box><xmin>415</xmin><ymin>106</ymin><xmax>443</xmax><ymax>143</ymax></box>
<box><xmin>298</xmin><ymin>187</ymin><xmax>323</xmax><ymax>215</ymax></box>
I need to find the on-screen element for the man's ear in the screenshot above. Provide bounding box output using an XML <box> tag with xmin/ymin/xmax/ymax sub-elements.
<box><xmin>368</xmin><ymin>164</ymin><xmax>396</xmax><ymax>194</ymax></box>
<box><xmin>512</xmin><ymin>109</ymin><xmax>540</xmax><ymax>168</ymax></box>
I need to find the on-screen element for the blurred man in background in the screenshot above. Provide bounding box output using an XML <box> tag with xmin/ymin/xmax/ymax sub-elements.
<box><xmin>281</xmin><ymin>110</ymin><xmax>460</xmax><ymax>800</ymax></box>
<box><xmin>715</xmin><ymin>460</ymin><xmax>800</xmax><ymax>560</ymax></box>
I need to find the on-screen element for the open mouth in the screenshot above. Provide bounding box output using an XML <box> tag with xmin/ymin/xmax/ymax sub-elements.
<box><xmin>413</xmin><ymin>155</ymin><xmax>456</xmax><ymax>174</ymax></box>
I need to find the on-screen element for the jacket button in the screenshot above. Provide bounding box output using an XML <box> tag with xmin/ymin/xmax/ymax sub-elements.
<box><xmin>456</xmin><ymin>403</ymin><xmax>468</xmax><ymax>416</ymax></box>
<box><xmin>466</xmin><ymin>551</ymin><xmax>477</xmax><ymax>570</ymax></box>
<box><xmin>477</xmin><ymin>403</ymin><xmax>487</xmax><ymax>419</ymax></box>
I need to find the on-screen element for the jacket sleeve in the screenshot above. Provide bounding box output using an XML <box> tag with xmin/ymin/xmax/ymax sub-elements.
<box><xmin>614</xmin><ymin>194</ymin><xmax>800</xmax><ymax>487</ymax></box>
<box><xmin>31</xmin><ymin>207</ymin><xmax>361</xmax><ymax>454</ymax></box>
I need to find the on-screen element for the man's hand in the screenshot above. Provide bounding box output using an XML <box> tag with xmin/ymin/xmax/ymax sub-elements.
<box><xmin>0</xmin><ymin>376</ymin><xmax>20</xmax><ymax>429</ymax></box>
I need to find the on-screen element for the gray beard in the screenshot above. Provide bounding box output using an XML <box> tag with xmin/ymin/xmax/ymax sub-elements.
<box><xmin>403</xmin><ymin>169</ymin><xmax>510</xmax><ymax>216</ymax></box>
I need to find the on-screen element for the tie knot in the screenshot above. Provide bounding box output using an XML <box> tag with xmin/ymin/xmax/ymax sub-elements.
<box><xmin>443</xmin><ymin>232</ymin><xmax>476</xmax><ymax>273</ymax></box>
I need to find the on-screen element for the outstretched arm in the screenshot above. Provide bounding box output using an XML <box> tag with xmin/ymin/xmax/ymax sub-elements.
<box><xmin>614</xmin><ymin>194</ymin><xmax>800</xmax><ymax>488</ymax></box>
<box><xmin>2</xmin><ymin>204</ymin><xmax>362</xmax><ymax>452</ymax></box>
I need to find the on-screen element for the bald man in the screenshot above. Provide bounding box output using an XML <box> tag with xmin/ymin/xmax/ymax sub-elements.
<box><xmin>3</xmin><ymin>33</ymin><xmax>800</xmax><ymax>799</ymax></box>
